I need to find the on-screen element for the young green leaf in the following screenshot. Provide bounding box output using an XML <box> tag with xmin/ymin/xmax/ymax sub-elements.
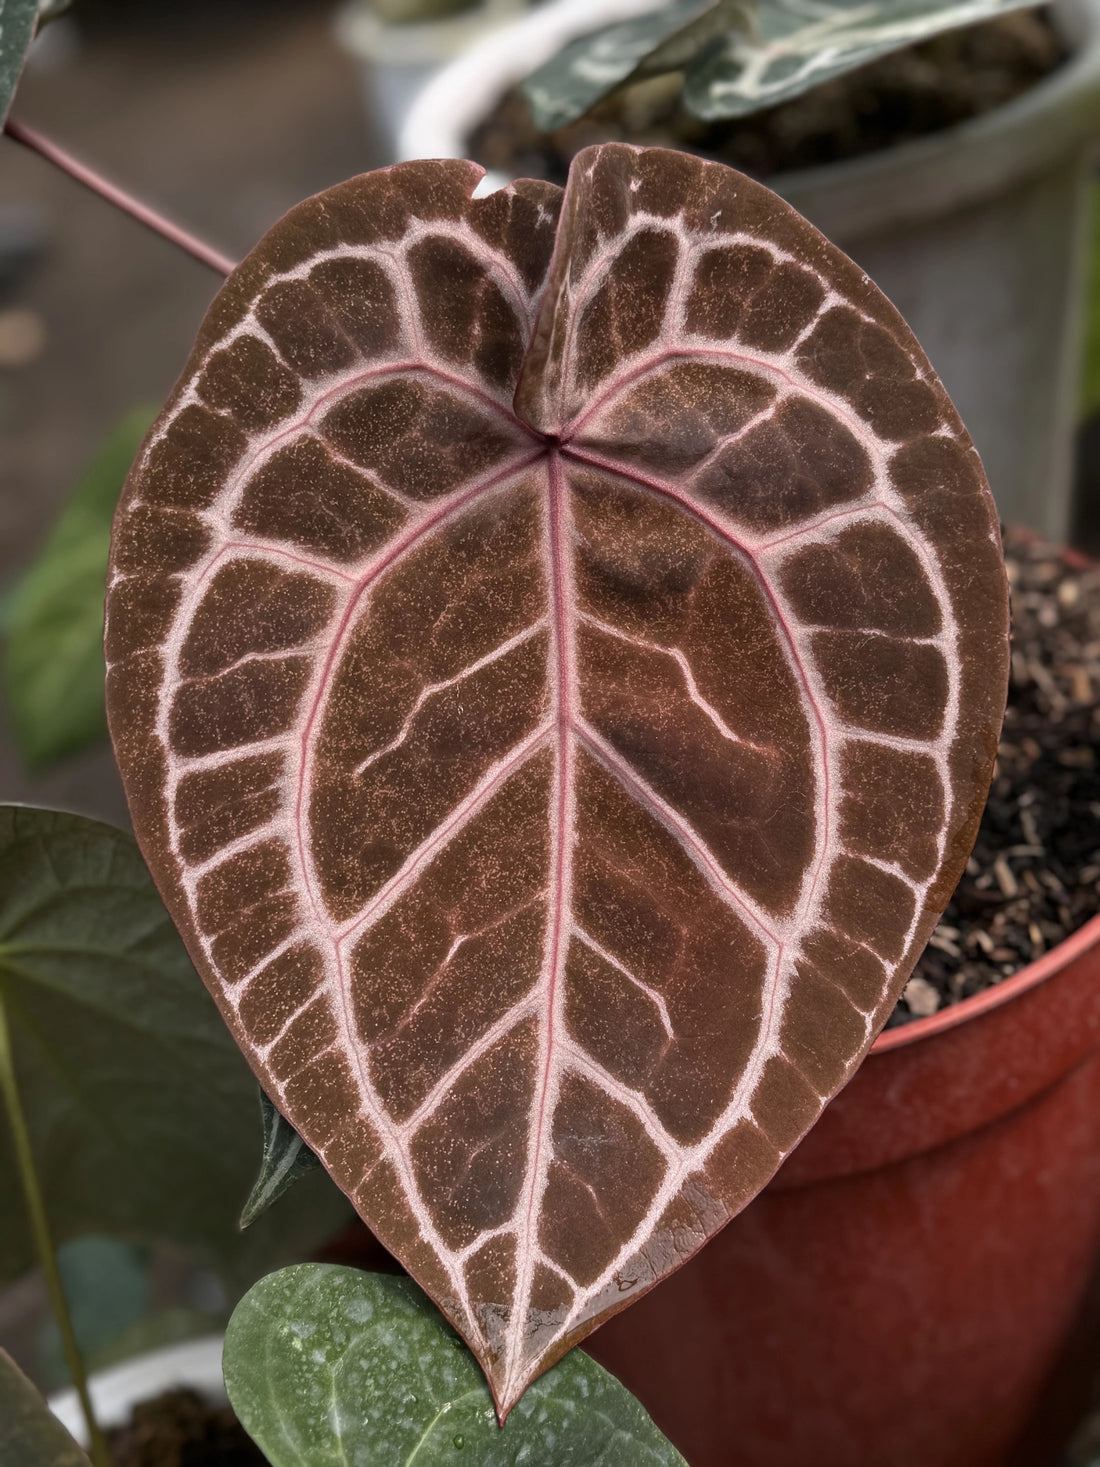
<box><xmin>0</xmin><ymin>0</ymin><xmax>37</xmax><ymax>126</ymax></box>
<box><xmin>0</xmin><ymin>1348</ymin><xmax>90</xmax><ymax>1467</ymax></box>
<box><xmin>4</xmin><ymin>409</ymin><xmax>155</xmax><ymax>770</ymax></box>
<box><xmin>0</xmin><ymin>806</ymin><xmax>350</xmax><ymax>1288</ymax></box>
<box><xmin>239</xmin><ymin>1088</ymin><xmax>321</xmax><ymax>1230</ymax></box>
<box><xmin>522</xmin><ymin>0</ymin><xmax>1043</xmax><ymax>129</ymax></box>
<box><xmin>224</xmin><ymin>1264</ymin><xmax>687</xmax><ymax>1463</ymax></box>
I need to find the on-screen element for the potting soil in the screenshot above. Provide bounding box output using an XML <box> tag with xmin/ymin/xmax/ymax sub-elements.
<box><xmin>106</xmin><ymin>1389</ymin><xmax>263</xmax><ymax>1467</ymax></box>
<box><xmin>892</xmin><ymin>527</ymin><xmax>1100</xmax><ymax>1024</ymax></box>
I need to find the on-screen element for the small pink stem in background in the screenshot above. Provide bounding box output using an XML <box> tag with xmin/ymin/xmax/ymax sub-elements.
<box><xmin>3</xmin><ymin>116</ymin><xmax>236</xmax><ymax>278</ymax></box>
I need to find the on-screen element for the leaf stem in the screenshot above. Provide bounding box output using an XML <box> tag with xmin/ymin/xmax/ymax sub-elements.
<box><xmin>3</xmin><ymin>116</ymin><xmax>235</xmax><ymax>278</ymax></box>
<box><xmin>0</xmin><ymin>982</ymin><xmax>114</xmax><ymax>1467</ymax></box>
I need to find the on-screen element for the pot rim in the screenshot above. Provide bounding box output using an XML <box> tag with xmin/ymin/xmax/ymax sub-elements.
<box><xmin>871</xmin><ymin>911</ymin><xmax>1100</xmax><ymax>1053</ymax></box>
<box><xmin>47</xmin><ymin>1334</ymin><xmax>226</xmax><ymax>1445</ymax></box>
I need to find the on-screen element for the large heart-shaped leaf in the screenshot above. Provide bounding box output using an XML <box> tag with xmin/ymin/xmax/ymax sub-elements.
<box><xmin>224</xmin><ymin>1264</ymin><xmax>686</xmax><ymax>1465</ymax></box>
<box><xmin>522</xmin><ymin>0</ymin><xmax>1042</xmax><ymax>129</ymax></box>
<box><xmin>0</xmin><ymin>806</ymin><xmax>350</xmax><ymax>1285</ymax></box>
<box><xmin>105</xmin><ymin>144</ymin><xmax>1008</xmax><ymax>1412</ymax></box>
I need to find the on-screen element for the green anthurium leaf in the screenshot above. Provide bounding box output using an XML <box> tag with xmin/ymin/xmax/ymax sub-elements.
<box><xmin>224</xmin><ymin>1264</ymin><xmax>687</xmax><ymax>1466</ymax></box>
<box><xmin>0</xmin><ymin>806</ymin><xmax>351</xmax><ymax>1289</ymax></box>
<box><xmin>683</xmin><ymin>0</ymin><xmax>1042</xmax><ymax>120</ymax></box>
<box><xmin>0</xmin><ymin>0</ymin><xmax>37</xmax><ymax>125</ymax></box>
<box><xmin>3</xmin><ymin>408</ymin><xmax>155</xmax><ymax>770</ymax></box>
<box><xmin>522</xmin><ymin>0</ymin><xmax>714</xmax><ymax>131</ymax></box>
<box><xmin>0</xmin><ymin>1348</ymin><xmax>90</xmax><ymax>1467</ymax></box>
<box><xmin>522</xmin><ymin>0</ymin><xmax>1042</xmax><ymax>128</ymax></box>
<box><xmin>239</xmin><ymin>1088</ymin><xmax>321</xmax><ymax>1230</ymax></box>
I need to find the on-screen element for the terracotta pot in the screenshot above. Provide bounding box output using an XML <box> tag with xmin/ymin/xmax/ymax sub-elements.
<box><xmin>584</xmin><ymin>914</ymin><xmax>1100</xmax><ymax>1467</ymax></box>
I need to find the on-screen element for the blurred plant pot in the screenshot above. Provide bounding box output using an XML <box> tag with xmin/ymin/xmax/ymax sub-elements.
<box><xmin>400</xmin><ymin>0</ymin><xmax>1100</xmax><ymax>543</ymax></box>
<box><xmin>335</xmin><ymin>0</ymin><xmax>526</xmax><ymax>166</ymax></box>
<box><xmin>583</xmin><ymin>913</ymin><xmax>1100</xmax><ymax>1467</ymax></box>
<box><xmin>47</xmin><ymin>1335</ymin><xmax>225</xmax><ymax>1447</ymax></box>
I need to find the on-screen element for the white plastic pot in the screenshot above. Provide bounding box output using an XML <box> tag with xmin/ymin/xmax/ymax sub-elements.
<box><xmin>47</xmin><ymin>1335</ymin><xmax>225</xmax><ymax>1446</ymax></box>
<box><xmin>336</xmin><ymin>0</ymin><xmax>527</xmax><ymax>166</ymax></box>
<box><xmin>400</xmin><ymin>0</ymin><xmax>1100</xmax><ymax>541</ymax></box>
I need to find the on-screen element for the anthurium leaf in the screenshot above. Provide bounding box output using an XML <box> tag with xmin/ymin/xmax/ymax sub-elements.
<box><xmin>521</xmin><ymin>0</ymin><xmax>718</xmax><ymax>132</ymax></box>
<box><xmin>105</xmin><ymin>144</ymin><xmax>1008</xmax><ymax>1412</ymax></box>
<box><xmin>0</xmin><ymin>806</ymin><xmax>350</xmax><ymax>1286</ymax></box>
<box><xmin>224</xmin><ymin>1264</ymin><xmax>687</xmax><ymax>1463</ymax></box>
<box><xmin>4</xmin><ymin>408</ymin><xmax>156</xmax><ymax>769</ymax></box>
<box><xmin>0</xmin><ymin>0</ymin><xmax>37</xmax><ymax>126</ymax></box>
<box><xmin>683</xmin><ymin>0</ymin><xmax>1041</xmax><ymax>120</ymax></box>
<box><xmin>0</xmin><ymin>1349</ymin><xmax>89</xmax><ymax>1467</ymax></box>
<box><xmin>239</xmin><ymin>1088</ymin><xmax>321</xmax><ymax>1229</ymax></box>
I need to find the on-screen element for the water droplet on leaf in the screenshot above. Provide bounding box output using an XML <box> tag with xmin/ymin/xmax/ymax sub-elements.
<box><xmin>453</xmin><ymin>1435</ymin><xmax>465</xmax><ymax>1449</ymax></box>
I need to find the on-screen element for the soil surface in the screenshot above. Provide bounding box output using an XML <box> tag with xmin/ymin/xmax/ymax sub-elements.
<box><xmin>890</xmin><ymin>528</ymin><xmax>1100</xmax><ymax>1026</ymax></box>
<box><xmin>106</xmin><ymin>1389</ymin><xmax>263</xmax><ymax>1467</ymax></box>
<box><xmin>470</xmin><ymin>9</ymin><xmax>1065</xmax><ymax>183</ymax></box>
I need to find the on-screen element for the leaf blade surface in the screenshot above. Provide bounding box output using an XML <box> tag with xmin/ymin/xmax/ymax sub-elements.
<box><xmin>0</xmin><ymin>0</ymin><xmax>36</xmax><ymax>126</ymax></box>
<box><xmin>0</xmin><ymin>1349</ymin><xmax>90</xmax><ymax>1467</ymax></box>
<box><xmin>683</xmin><ymin>0</ymin><xmax>1043</xmax><ymax>119</ymax></box>
<box><xmin>223</xmin><ymin>1264</ymin><xmax>686</xmax><ymax>1466</ymax></box>
<box><xmin>105</xmin><ymin>145</ymin><xmax>1008</xmax><ymax>1411</ymax></box>
<box><xmin>0</xmin><ymin>806</ymin><xmax>349</xmax><ymax>1285</ymax></box>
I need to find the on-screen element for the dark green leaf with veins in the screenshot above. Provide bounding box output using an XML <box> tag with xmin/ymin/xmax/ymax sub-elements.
<box><xmin>522</xmin><ymin>0</ymin><xmax>717</xmax><ymax>132</ymax></box>
<box><xmin>223</xmin><ymin>1265</ymin><xmax>688</xmax><ymax>1464</ymax></box>
<box><xmin>0</xmin><ymin>806</ymin><xmax>349</xmax><ymax>1287</ymax></box>
<box><xmin>523</xmin><ymin>0</ymin><xmax>1042</xmax><ymax>128</ymax></box>
<box><xmin>239</xmin><ymin>1088</ymin><xmax>321</xmax><ymax>1230</ymax></box>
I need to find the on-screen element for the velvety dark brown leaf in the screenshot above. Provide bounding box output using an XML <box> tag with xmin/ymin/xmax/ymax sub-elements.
<box><xmin>105</xmin><ymin>145</ymin><xmax>1008</xmax><ymax>1414</ymax></box>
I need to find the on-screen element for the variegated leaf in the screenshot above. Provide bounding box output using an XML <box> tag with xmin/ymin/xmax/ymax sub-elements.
<box><xmin>522</xmin><ymin>0</ymin><xmax>1041</xmax><ymax>129</ymax></box>
<box><xmin>684</xmin><ymin>0</ymin><xmax>1042</xmax><ymax>118</ymax></box>
<box><xmin>105</xmin><ymin>145</ymin><xmax>1008</xmax><ymax>1415</ymax></box>
<box><xmin>239</xmin><ymin>1089</ymin><xmax>321</xmax><ymax>1230</ymax></box>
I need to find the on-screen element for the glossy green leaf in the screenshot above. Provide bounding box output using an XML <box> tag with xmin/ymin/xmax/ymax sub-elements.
<box><xmin>0</xmin><ymin>1348</ymin><xmax>89</xmax><ymax>1467</ymax></box>
<box><xmin>224</xmin><ymin>1265</ymin><xmax>687</xmax><ymax>1466</ymax></box>
<box><xmin>239</xmin><ymin>1089</ymin><xmax>321</xmax><ymax>1230</ymax></box>
<box><xmin>523</xmin><ymin>0</ymin><xmax>1041</xmax><ymax>128</ymax></box>
<box><xmin>0</xmin><ymin>0</ymin><xmax>37</xmax><ymax>126</ymax></box>
<box><xmin>0</xmin><ymin>806</ymin><xmax>351</xmax><ymax>1288</ymax></box>
<box><xmin>684</xmin><ymin>0</ymin><xmax>1040</xmax><ymax>118</ymax></box>
<box><xmin>3</xmin><ymin>409</ymin><xmax>154</xmax><ymax>770</ymax></box>
<box><xmin>522</xmin><ymin>0</ymin><xmax>715</xmax><ymax>132</ymax></box>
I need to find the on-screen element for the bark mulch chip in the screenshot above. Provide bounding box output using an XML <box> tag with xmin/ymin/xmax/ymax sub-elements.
<box><xmin>889</xmin><ymin>527</ymin><xmax>1100</xmax><ymax>1027</ymax></box>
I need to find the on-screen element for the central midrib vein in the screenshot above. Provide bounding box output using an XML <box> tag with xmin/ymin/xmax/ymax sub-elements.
<box><xmin>503</xmin><ymin>446</ymin><xmax>576</xmax><ymax>1408</ymax></box>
